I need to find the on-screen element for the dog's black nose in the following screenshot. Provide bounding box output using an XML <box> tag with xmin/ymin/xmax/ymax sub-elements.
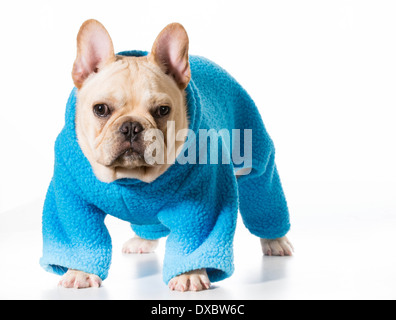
<box><xmin>119</xmin><ymin>121</ymin><xmax>144</xmax><ymax>140</ymax></box>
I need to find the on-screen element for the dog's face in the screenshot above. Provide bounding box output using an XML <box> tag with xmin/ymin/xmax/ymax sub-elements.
<box><xmin>72</xmin><ymin>20</ymin><xmax>190</xmax><ymax>183</ymax></box>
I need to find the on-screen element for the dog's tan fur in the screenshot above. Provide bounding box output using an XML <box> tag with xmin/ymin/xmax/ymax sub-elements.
<box><xmin>74</xmin><ymin>20</ymin><xmax>189</xmax><ymax>183</ymax></box>
<box><xmin>59</xmin><ymin>20</ymin><xmax>293</xmax><ymax>292</ymax></box>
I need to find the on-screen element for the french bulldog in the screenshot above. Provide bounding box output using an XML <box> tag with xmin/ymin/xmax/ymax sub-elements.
<box><xmin>54</xmin><ymin>20</ymin><xmax>293</xmax><ymax>291</ymax></box>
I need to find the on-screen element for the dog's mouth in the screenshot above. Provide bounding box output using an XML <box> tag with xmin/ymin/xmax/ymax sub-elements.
<box><xmin>96</xmin><ymin>125</ymin><xmax>163</xmax><ymax>170</ymax></box>
<box><xmin>102</xmin><ymin>140</ymin><xmax>155</xmax><ymax>169</ymax></box>
<box><xmin>120</xmin><ymin>147</ymin><xmax>140</xmax><ymax>158</ymax></box>
<box><xmin>109</xmin><ymin>146</ymin><xmax>144</xmax><ymax>166</ymax></box>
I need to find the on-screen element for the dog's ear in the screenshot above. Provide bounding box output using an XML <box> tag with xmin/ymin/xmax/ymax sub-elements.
<box><xmin>72</xmin><ymin>19</ymin><xmax>115</xmax><ymax>89</ymax></box>
<box><xmin>150</xmin><ymin>23</ymin><xmax>191</xmax><ymax>90</ymax></box>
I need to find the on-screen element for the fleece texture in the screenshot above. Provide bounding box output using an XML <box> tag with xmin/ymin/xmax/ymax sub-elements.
<box><xmin>40</xmin><ymin>51</ymin><xmax>290</xmax><ymax>284</ymax></box>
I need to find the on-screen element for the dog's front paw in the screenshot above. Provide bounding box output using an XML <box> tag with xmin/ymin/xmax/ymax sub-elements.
<box><xmin>261</xmin><ymin>236</ymin><xmax>294</xmax><ymax>256</ymax></box>
<box><xmin>58</xmin><ymin>269</ymin><xmax>102</xmax><ymax>289</ymax></box>
<box><xmin>122</xmin><ymin>236</ymin><xmax>159</xmax><ymax>254</ymax></box>
<box><xmin>168</xmin><ymin>269</ymin><xmax>211</xmax><ymax>292</ymax></box>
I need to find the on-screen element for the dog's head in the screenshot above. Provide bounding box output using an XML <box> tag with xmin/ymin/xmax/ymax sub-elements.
<box><xmin>72</xmin><ymin>20</ymin><xmax>190</xmax><ymax>183</ymax></box>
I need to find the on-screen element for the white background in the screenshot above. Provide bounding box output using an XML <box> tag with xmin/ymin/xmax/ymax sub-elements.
<box><xmin>0</xmin><ymin>0</ymin><xmax>396</xmax><ymax>300</ymax></box>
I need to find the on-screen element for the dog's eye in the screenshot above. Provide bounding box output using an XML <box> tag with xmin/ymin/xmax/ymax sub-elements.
<box><xmin>154</xmin><ymin>106</ymin><xmax>171</xmax><ymax>118</ymax></box>
<box><xmin>93</xmin><ymin>104</ymin><xmax>111</xmax><ymax>118</ymax></box>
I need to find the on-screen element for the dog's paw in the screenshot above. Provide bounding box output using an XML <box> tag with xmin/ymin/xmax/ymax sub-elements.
<box><xmin>122</xmin><ymin>236</ymin><xmax>159</xmax><ymax>254</ymax></box>
<box><xmin>58</xmin><ymin>269</ymin><xmax>102</xmax><ymax>289</ymax></box>
<box><xmin>168</xmin><ymin>269</ymin><xmax>211</xmax><ymax>292</ymax></box>
<box><xmin>261</xmin><ymin>236</ymin><xmax>294</xmax><ymax>256</ymax></box>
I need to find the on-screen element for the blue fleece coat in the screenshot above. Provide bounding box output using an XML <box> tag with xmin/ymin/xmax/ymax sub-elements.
<box><xmin>40</xmin><ymin>51</ymin><xmax>290</xmax><ymax>284</ymax></box>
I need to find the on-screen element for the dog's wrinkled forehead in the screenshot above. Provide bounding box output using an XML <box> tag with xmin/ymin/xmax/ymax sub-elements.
<box><xmin>79</xmin><ymin>56</ymin><xmax>178</xmax><ymax>115</ymax></box>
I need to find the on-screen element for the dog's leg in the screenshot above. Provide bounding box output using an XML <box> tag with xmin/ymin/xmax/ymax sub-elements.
<box><xmin>261</xmin><ymin>236</ymin><xmax>294</xmax><ymax>256</ymax></box>
<box><xmin>168</xmin><ymin>269</ymin><xmax>211</xmax><ymax>292</ymax></box>
<box><xmin>59</xmin><ymin>269</ymin><xmax>102</xmax><ymax>289</ymax></box>
<box><xmin>122</xmin><ymin>235</ymin><xmax>159</xmax><ymax>254</ymax></box>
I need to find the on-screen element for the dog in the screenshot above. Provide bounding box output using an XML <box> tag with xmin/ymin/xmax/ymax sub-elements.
<box><xmin>40</xmin><ymin>20</ymin><xmax>293</xmax><ymax>292</ymax></box>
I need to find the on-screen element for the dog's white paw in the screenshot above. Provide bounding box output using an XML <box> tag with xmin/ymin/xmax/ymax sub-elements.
<box><xmin>168</xmin><ymin>269</ymin><xmax>211</xmax><ymax>292</ymax></box>
<box><xmin>261</xmin><ymin>236</ymin><xmax>294</xmax><ymax>256</ymax></box>
<box><xmin>122</xmin><ymin>236</ymin><xmax>159</xmax><ymax>254</ymax></box>
<box><xmin>58</xmin><ymin>269</ymin><xmax>101</xmax><ymax>289</ymax></box>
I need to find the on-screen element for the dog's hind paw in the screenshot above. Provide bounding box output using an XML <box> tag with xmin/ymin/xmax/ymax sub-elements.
<box><xmin>122</xmin><ymin>236</ymin><xmax>159</xmax><ymax>254</ymax></box>
<box><xmin>261</xmin><ymin>236</ymin><xmax>294</xmax><ymax>256</ymax></box>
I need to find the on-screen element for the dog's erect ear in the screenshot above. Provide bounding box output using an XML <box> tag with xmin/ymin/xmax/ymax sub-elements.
<box><xmin>72</xmin><ymin>19</ymin><xmax>115</xmax><ymax>89</ymax></box>
<box><xmin>150</xmin><ymin>23</ymin><xmax>191</xmax><ymax>90</ymax></box>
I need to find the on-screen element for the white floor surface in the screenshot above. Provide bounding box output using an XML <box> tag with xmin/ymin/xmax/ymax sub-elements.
<box><xmin>1</xmin><ymin>183</ymin><xmax>395</xmax><ymax>300</ymax></box>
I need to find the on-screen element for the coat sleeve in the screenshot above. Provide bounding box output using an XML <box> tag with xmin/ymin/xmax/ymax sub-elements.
<box><xmin>131</xmin><ymin>223</ymin><xmax>170</xmax><ymax>240</ymax></box>
<box><xmin>238</xmin><ymin>151</ymin><xmax>291</xmax><ymax>239</ymax></box>
<box><xmin>40</xmin><ymin>154</ymin><xmax>112</xmax><ymax>280</ymax></box>
<box><xmin>227</xmin><ymin>70</ymin><xmax>291</xmax><ymax>240</ymax></box>
<box><xmin>157</xmin><ymin>163</ymin><xmax>239</xmax><ymax>285</ymax></box>
<box><xmin>235</xmin><ymin>122</ymin><xmax>291</xmax><ymax>239</ymax></box>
